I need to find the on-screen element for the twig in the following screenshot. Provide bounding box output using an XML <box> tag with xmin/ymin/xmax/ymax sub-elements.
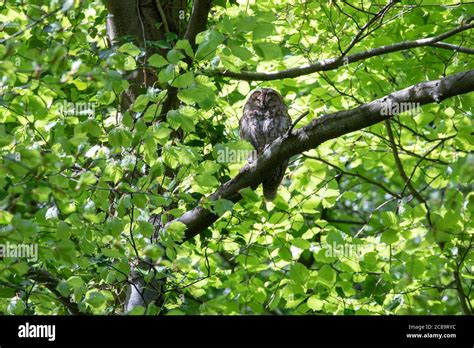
<box><xmin>0</xmin><ymin>7</ymin><xmax>62</xmax><ymax>44</ymax></box>
<box><xmin>154</xmin><ymin>0</ymin><xmax>170</xmax><ymax>33</ymax></box>
<box><xmin>384</xmin><ymin>119</ymin><xmax>432</xmax><ymax>226</ymax></box>
<box><xmin>28</xmin><ymin>268</ymin><xmax>81</xmax><ymax>315</ymax></box>
<box><xmin>339</xmin><ymin>0</ymin><xmax>396</xmax><ymax>59</ymax></box>
<box><xmin>306</xmin><ymin>155</ymin><xmax>401</xmax><ymax>198</ymax></box>
<box><xmin>454</xmin><ymin>236</ymin><xmax>473</xmax><ymax>314</ymax></box>
<box><xmin>287</xmin><ymin>111</ymin><xmax>309</xmax><ymax>135</ymax></box>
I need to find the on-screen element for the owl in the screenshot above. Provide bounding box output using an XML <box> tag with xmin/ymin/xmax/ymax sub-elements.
<box><xmin>240</xmin><ymin>88</ymin><xmax>291</xmax><ymax>200</ymax></box>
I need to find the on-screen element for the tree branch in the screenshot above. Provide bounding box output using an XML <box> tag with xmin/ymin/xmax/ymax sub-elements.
<box><xmin>385</xmin><ymin>119</ymin><xmax>433</xmax><ymax>226</ymax></box>
<box><xmin>28</xmin><ymin>268</ymin><xmax>81</xmax><ymax>315</ymax></box>
<box><xmin>338</xmin><ymin>0</ymin><xmax>396</xmax><ymax>59</ymax></box>
<box><xmin>217</xmin><ymin>21</ymin><xmax>474</xmax><ymax>81</ymax></box>
<box><xmin>430</xmin><ymin>42</ymin><xmax>474</xmax><ymax>55</ymax></box>
<box><xmin>169</xmin><ymin>69</ymin><xmax>474</xmax><ymax>241</ymax></box>
<box><xmin>454</xmin><ymin>237</ymin><xmax>473</xmax><ymax>315</ymax></box>
<box><xmin>105</xmin><ymin>0</ymin><xmax>165</xmax><ymax>107</ymax></box>
<box><xmin>0</xmin><ymin>7</ymin><xmax>62</xmax><ymax>45</ymax></box>
<box><xmin>184</xmin><ymin>0</ymin><xmax>213</xmax><ymax>49</ymax></box>
<box><xmin>305</xmin><ymin>155</ymin><xmax>401</xmax><ymax>198</ymax></box>
<box><xmin>154</xmin><ymin>0</ymin><xmax>170</xmax><ymax>33</ymax></box>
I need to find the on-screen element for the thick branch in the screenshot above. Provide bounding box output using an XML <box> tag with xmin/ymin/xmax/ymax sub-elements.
<box><xmin>105</xmin><ymin>0</ymin><xmax>164</xmax><ymax>46</ymax></box>
<box><xmin>218</xmin><ymin>21</ymin><xmax>474</xmax><ymax>81</ymax></box>
<box><xmin>174</xmin><ymin>69</ymin><xmax>474</xmax><ymax>241</ymax></box>
<box><xmin>184</xmin><ymin>0</ymin><xmax>213</xmax><ymax>49</ymax></box>
<box><xmin>158</xmin><ymin>0</ymin><xmax>214</xmax><ymax>121</ymax></box>
<box><xmin>105</xmin><ymin>0</ymin><xmax>165</xmax><ymax>107</ymax></box>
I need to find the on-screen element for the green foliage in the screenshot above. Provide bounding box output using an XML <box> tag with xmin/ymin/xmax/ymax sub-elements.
<box><xmin>0</xmin><ymin>0</ymin><xmax>472</xmax><ymax>316</ymax></box>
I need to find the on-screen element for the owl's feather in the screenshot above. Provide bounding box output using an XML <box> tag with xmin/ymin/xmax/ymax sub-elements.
<box><xmin>239</xmin><ymin>88</ymin><xmax>291</xmax><ymax>200</ymax></box>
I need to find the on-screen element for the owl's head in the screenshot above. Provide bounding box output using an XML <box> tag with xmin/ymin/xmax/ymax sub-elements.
<box><xmin>245</xmin><ymin>88</ymin><xmax>284</xmax><ymax>109</ymax></box>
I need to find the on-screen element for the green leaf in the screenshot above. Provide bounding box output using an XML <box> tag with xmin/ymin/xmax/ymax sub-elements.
<box><xmin>166</xmin><ymin>49</ymin><xmax>184</xmax><ymax>64</ymax></box>
<box><xmin>195</xmin><ymin>29</ymin><xmax>225</xmax><ymax>61</ymax></box>
<box><xmin>0</xmin><ymin>210</ymin><xmax>13</xmax><ymax>224</ymax></box>
<box><xmin>158</xmin><ymin>64</ymin><xmax>175</xmax><ymax>84</ymax></box>
<box><xmin>194</xmin><ymin>174</ymin><xmax>218</xmax><ymax>187</ymax></box>
<box><xmin>86</xmin><ymin>291</ymin><xmax>107</xmax><ymax>308</ymax></box>
<box><xmin>177</xmin><ymin>84</ymin><xmax>215</xmax><ymax>109</ymax></box>
<box><xmin>131</xmin><ymin>95</ymin><xmax>150</xmax><ymax>112</ymax></box>
<box><xmin>228</xmin><ymin>43</ymin><xmax>253</xmax><ymax>61</ymax></box>
<box><xmin>138</xmin><ymin>221</ymin><xmax>154</xmax><ymax>238</ymax></box>
<box><xmin>307</xmin><ymin>296</ymin><xmax>324</xmax><ymax>311</ymax></box>
<box><xmin>253</xmin><ymin>22</ymin><xmax>274</xmax><ymax>40</ymax></box>
<box><xmin>239</xmin><ymin>187</ymin><xmax>261</xmax><ymax>202</ymax></box>
<box><xmin>167</xmin><ymin>110</ymin><xmax>195</xmax><ymax>132</ymax></box>
<box><xmin>381</xmin><ymin>211</ymin><xmax>398</xmax><ymax>227</ymax></box>
<box><xmin>213</xmin><ymin>199</ymin><xmax>234</xmax><ymax>216</ymax></box>
<box><xmin>82</xmin><ymin>120</ymin><xmax>101</xmax><ymax>138</ymax></box>
<box><xmin>318</xmin><ymin>265</ymin><xmax>336</xmax><ymax>286</ymax></box>
<box><xmin>127</xmin><ymin>306</ymin><xmax>146</xmax><ymax>315</ymax></box>
<box><xmin>326</xmin><ymin>230</ymin><xmax>344</xmax><ymax>245</ymax></box>
<box><xmin>165</xmin><ymin>221</ymin><xmax>187</xmax><ymax>242</ymax></box>
<box><xmin>132</xmin><ymin>193</ymin><xmax>147</xmax><ymax>209</ymax></box>
<box><xmin>19</xmin><ymin>149</ymin><xmax>42</xmax><ymax>168</ymax></box>
<box><xmin>143</xmin><ymin>103</ymin><xmax>161</xmax><ymax>122</ymax></box>
<box><xmin>0</xmin><ymin>125</ymin><xmax>13</xmax><ymax>147</ymax></box>
<box><xmin>291</xmin><ymin>238</ymin><xmax>311</xmax><ymax>250</ymax></box>
<box><xmin>289</xmin><ymin>263</ymin><xmax>309</xmax><ymax>284</ymax></box>
<box><xmin>148</xmin><ymin>54</ymin><xmax>168</xmax><ymax>68</ymax></box>
<box><xmin>166</xmin><ymin>246</ymin><xmax>177</xmax><ymax>260</ymax></box>
<box><xmin>407</xmin><ymin>258</ymin><xmax>425</xmax><ymax>277</ymax></box>
<box><xmin>27</xmin><ymin>95</ymin><xmax>47</xmax><ymax>120</ymax></box>
<box><xmin>171</xmin><ymin>72</ymin><xmax>194</xmax><ymax>88</ymax></box>
<box><xmin>253</xmin><ymin>42</ymin><xmax>282</xmax><ymax>60</ymax></box>
<box><xmin>66</xmin><ymin>276</ymin><xmax>85</xmax><ymax>290</ymax></box>
<box><xmin>381</xmin><ymin>230</ymin><xmax>398</xmax><ymax>244</ymax></box>
<box><xmin>118</xmin><ymin>43</ymin><xmax>141</xmax><ymax>56</ymax></box>
<box><xmin>153</xmin><ymin>124</ymin><xmax>173</xmax><ymax>141</ymax></box>
<box><xmin>56</xmin><ymin>221</ymin><xmax>71</xmax><ymax>239</ymax></box>
<box><xmin>176</xmin><ymin>39</ymin><xmax>194</xmax><ymax>57</ymax></box>
<box><xmin>278</xmin><ymin>247</ymin><xmax>292</xmax><ymax>261</ymax></box>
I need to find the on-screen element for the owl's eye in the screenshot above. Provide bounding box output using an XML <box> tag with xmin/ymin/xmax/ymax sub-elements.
<box><xmin>267</xmin><ymin>94</ymin><xmax>279</xmax><ymax>103</ymax></box>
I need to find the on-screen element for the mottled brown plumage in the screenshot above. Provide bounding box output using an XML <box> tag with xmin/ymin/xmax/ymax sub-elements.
<box><xmin>240</xmin><ymin>88</ymin><xmax>291</xmax><ymax>200</ymax></box>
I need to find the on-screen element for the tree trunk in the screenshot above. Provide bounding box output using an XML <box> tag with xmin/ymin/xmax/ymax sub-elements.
<box><xmin>105</xmin><ymin>0</ymin><xmax>212</xmax><ymax>313</ymax></box>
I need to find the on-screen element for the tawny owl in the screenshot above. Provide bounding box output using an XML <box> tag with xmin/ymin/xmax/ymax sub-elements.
<box><xmin>240</xmin><ymin>88</ymin><xmax>291</xmax><ymax>200</ymax></box>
